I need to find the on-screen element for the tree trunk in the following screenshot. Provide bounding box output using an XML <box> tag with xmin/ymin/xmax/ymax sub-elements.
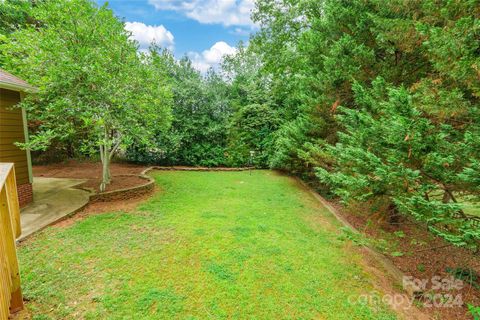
<box><xmin>99</xmin><ymin>126</ymin><xmax>121</xmax><ymax>192</ymax></box>
<box><xmin>441</xmin><ymin>188</ymin><xmax>468</xmax><ymax>218</ymax></box>
<box><xmin>442</xmin><ymin>191</ymin><xmax>451</xmax><ymax>203</ymax></box>
<box><xmin>387</xmin><ymin>202</ymin><xmax>400</xmax><ymax>224</ymax></box>
<box><xmin>99</xmin><ymin>142</ymin><xmax>111</xmax><ymax>192</ymax></box>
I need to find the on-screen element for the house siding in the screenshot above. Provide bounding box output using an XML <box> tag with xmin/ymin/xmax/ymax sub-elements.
<box><xmin>0</xmin><ymin>88</ymin><xmax>32</xmax><ymax>206</ymax></box>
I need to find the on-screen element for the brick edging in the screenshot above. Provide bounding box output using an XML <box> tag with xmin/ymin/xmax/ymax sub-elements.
<box><xmin>89</xmin><ymin>174</ymin><xmax>155</xmax><ymax>202</ymax></box>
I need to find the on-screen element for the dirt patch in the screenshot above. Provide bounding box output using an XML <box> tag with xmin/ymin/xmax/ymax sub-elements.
<box><xmin>333</xmin><ymin>199</ymin><xmax>480</xmax><ymax>320</ymax></box>
<box><xmin>33</xmin><ymin>159</ymin><xmax>148</xmax><ymax>193</ymax></box>
<box><xmin>34</xmin><ymin>159</ymin><xmax>146</xmax><ymax>177</ymax></box>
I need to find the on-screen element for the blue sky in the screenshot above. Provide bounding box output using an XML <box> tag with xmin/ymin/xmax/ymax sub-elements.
<box><xmin>96</xmin><ymin>0</ymin><xmax>255</xmax><ymax>72</ymax></box>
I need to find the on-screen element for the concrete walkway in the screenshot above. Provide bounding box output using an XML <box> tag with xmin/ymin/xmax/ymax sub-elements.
<box><xmin>19</xmin><ymin>177</ymin><xmax>91</xmax><ymax>241</ymax></box>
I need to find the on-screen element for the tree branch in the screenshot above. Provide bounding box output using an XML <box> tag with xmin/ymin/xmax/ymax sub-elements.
<box><xmin>109</xmin><ymin>138</ymin><xmax>121</xmax><ymax>160</ymax></box>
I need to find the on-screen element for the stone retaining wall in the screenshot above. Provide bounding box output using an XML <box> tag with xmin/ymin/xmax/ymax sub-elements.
<box><xmin>89</xmin><ymin>174</ymin><xmax>155</xmax><ymax>202</ymax></box>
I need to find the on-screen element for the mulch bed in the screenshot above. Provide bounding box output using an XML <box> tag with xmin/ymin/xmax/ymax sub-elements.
<box><xmin>79</xmin><ymin>175</ymin><xmax>147</xmax><ymax>193</ymax></box>
<box><xmin>332</xmin><ymin>200</ymin><xmax>480</xmax><ymax>320</ymax></box>
<box><xmin>33</xmin><ymin>160</ymin><xmax>148</xmax><ymax>193</ymax></box>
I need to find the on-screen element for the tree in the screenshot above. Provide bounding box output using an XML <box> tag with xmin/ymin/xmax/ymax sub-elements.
<box><xmin>0</xmin><ymin>0</ymin><xmax>36</xmax><ymax>66</ymax></box>
<box><xmin>251</xmin><ymin>0</ymin><xmax>480</xmax><ymax>247</ymax></box>
<box><xmin>0</xmin><ymin>0</ymin><xmax>34</xmax><ymax>36</ymax></box>
<box><xmin>1</xmin><ymin>0</ymin><xmax>172</xmax><ymax>190</ymax></box>
<box><xmin>316</xmin><ymin>78</ymin><xmax>480</xmax><ymax>247</ymax></box>
<box><xmin>222</xmin><ymin>43</ymin><xmax>279</xmax><ymax>167</ymax></box>
<box><xmin>127</xmin><ymin>55</ymin><xmax>231</xmax><ymax>167</ymax></box>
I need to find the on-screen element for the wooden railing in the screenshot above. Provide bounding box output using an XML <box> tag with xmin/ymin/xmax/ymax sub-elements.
<box><xmin>0</xmin><ymin>163</ymin><xmax>23</xmax><ymax>319</ymax></box>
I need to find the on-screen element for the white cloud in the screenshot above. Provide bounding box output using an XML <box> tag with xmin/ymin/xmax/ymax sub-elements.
<box><xmin>148</xmin><ymin>0</ymin><xmax>256</xmax><ymax>27</ymax></box>
<box><xmin>188</xmin><ymin>41</ymin><xmax>237</xmax><ymax>73</ymax></box>
<box><xmin>125</xmin><ymin>22</ymin><xmax>175</xmax><ymax>50</ymax></box>
<box><xmin>230</xmin><ymin>27</ymin><xmax>251</xmax><ymax>36</ymax></box>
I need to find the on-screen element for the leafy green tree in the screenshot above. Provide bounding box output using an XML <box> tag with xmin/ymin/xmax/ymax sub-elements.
<box><xmin>1</xmin><ymin>0</ymin><xmax>172</xmax><ymax>190</ymax></box>
<box><xmin>222</xmin><ymin>43</ymin><xmax>279</xmax><ymax>167</ymax></box>
<box><xmin>317</xmin><ymin>78</ymin><xmax>480</xmax><ymax>247</ymax></box>
<box><xmin>252</xmin><ymin>0</ymin><xmax>434</xmax><ymax>172</ymax></box>
<box><xmin>0</xmin><ymin>0</ymin><xmax>34</xmax><ymax>36</ymax></box>
<box><xmin>227</xmin><ymin>103</ymin><xmax>278</xmax><ymax>166</ymax></box>
<box><xmin>251</xmin><ymin>0</ymin><xmax>480</xmax><ymax>247</ymax></box>
<box><xmin>127</xmin><ymin>54</ymin><xmax>231</xmax><ymax>166</ymax></box>
<box><xmin>0</xmin><ymin>0</ymin><xmax>36</xmax><ymax>66</ymax></box>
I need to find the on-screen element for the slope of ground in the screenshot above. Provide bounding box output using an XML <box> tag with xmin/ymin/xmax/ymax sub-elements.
<box><xmin>19</xmin><ymin>170</ymin><xmax>400</xmax><ymax>319</ymax></box>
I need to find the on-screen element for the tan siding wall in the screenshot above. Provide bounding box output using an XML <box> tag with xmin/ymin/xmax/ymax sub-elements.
<box><xmin>0</xmin><ymin>88</ymin><xmax>29</xmax><ymax>185</ymax></box>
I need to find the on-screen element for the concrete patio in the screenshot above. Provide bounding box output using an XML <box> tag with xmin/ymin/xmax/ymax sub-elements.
<box><xmin>19</xmin><ymin>177</ymin><xmax>91</xmax><ymax>241</ymax></box>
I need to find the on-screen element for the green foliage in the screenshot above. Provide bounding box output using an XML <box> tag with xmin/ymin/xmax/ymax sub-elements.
<box><xmin>0</xmin><ymin>0</ymin><xmax>34</xmax><ymax>36</ymax></box>
<box><xmin>126</xmin><ymin>54</ymin><xmax>231</xmax><ymax>166</ymax></box>
<box><xmin>127</xmin><ymin>43</ymin><xmax>279</xmax><ymax>168</ymax></box>
<box><xmin>0</xmin><ymin>0</ymin><xmax>35</xmax><ymax>65</ymax></box>
<box><xmin>1</xmin><ymin>0</ymin><xmax>172</xmax><ymax>188</ymax></box>
<box><xmin>222</xmin><ymin>44</ymin><xmax>279</xmax><ymax>167</ymax></box>
<box><xmin>417</xmin><ymin>264</ymin><xmax>426</xmax><ymax>273</ymax></box>
<box><xmin>446</xmin><ymin>267</ymin><xmax>480</xmax><ymax>290</ymax></box>
<box><xmin>251</xmin><ymin>0</ymin><xmax>480</xmax><ymax>247</ymax></box>
<box><xmin>316</xmin><ymin>79</ymin><xmax>480</xmax><ymax>247</ymax></box>
<box><xmin>227</xmin><ymin>103</ymin><xmax>278</xmax><ymax>167</ymax></box>
<box><xmin>469</xmin><ymin>304</ymin><xmax>480</xmax><ymax>320</ymax></box>
<box><xmin>337</xmin><ymin>227</ymin><xmax>369</xmax><ymax>247</ymax></box>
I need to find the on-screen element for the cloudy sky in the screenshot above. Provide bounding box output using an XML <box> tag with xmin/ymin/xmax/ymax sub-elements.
<box><xmin>96</xmin><ymin>0</ymin><xmax>255</xmax><ymax>72</ymax></box>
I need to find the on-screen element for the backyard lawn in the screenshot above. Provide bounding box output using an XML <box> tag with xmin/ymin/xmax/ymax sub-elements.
<box><xmin>19</xmin><ymin>170</ymin><xmax>396</xmax><ymax>319</ymax></box>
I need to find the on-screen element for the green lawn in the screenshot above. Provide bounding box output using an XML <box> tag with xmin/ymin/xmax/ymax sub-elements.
<box><xmin>19</xmin><ymin>170</ymin><xmax>396</xmax><ymax>319</ymax></box>
<box><xmin>429</xmin><ymin>192</ymin><xmax>480</xmax><ymax>217</ymax></box>
<box><xmin>459</xmin><ymin>196</ymin><xmax>480</xmax><ymax>217</ymax></box>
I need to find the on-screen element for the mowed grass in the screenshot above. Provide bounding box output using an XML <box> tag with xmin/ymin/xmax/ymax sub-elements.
<box><xmin>19</xmin><ymin>170</ymin><xmax>396</xmax><ymax>319</ymax></box>
<box><xmin>460</xmin><ymin>196</ymin><xmax>480</xmax><ymax>217</ymax></box>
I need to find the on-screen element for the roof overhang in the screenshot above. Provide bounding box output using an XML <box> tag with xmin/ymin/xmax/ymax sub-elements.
<box><xmin>0</xmin><ymin>81</ymin><xmax>38</xmax><ymax>93</ymax></box>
